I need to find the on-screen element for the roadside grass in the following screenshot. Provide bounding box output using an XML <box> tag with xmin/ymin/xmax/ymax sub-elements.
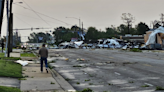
<box><xmin>0</xmin><ymin>53</ymin><xmax>21</xmax><ymax>60</ymax></box>
<box><xmin>130</xmin><ymin>48</ymin><xmax>142</xmax><ymax>52</ymax></box>
<box><xmin>0</xmin><ymin>60</ymin><xmax>22</xmax><ymax>78</ymax></box>
<box><xmin>1</xmin><ymin>57</ymin><xmax>21</xmax><ymax>60</ymax></box>
<box><xmin>0</xmin><ymin>86</ymin><xmax>21</xmax><ymax>92</ymax></box>
<box><xmin>21</xmin><ymin>53</ymin><xmax>36</xmax><ymax>57</ymax></box>
<box><xmin>0</xmin><ymin>53</ymin><xmax>5</xmax><ymax>57</ymax></box>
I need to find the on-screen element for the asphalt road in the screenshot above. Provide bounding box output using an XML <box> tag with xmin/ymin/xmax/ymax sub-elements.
<box><xmin>49</xmin><ymin>49</ymin><xmax>164</xmax><ymax>92</ymax></box>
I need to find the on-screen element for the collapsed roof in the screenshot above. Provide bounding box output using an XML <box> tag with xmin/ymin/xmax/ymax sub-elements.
<box><xmin>146</xmin><ymin>26</ymin><xmax>164</xmax><ymax>45</ymax></box>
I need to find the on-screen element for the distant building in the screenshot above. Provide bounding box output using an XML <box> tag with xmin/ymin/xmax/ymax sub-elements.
<box><xmin>120</xmin><ymin>34</ymin><xmax>144</xmax><ymax>43</ymax></box>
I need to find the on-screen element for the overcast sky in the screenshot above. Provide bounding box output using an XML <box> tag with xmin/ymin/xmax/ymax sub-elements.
<box><xmin>1</xmin><ymin>0</ymin><xmax>164</xmax><ymax>42</ymax></box>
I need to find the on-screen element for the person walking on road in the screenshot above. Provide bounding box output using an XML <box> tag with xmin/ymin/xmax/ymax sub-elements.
<box><xmin>39</xmin><ymin>44</ymin><xmax>48</xmax><ymax>73</ymax></box>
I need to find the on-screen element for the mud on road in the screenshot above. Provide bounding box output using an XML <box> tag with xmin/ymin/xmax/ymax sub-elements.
<box><xmin>49</xmin><ymin>49</ymin><xmax>164</xmax><ymax>92</ymax></box>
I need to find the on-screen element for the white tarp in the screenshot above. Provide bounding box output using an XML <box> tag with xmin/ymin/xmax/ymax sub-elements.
<box><xmin>103</xmin><ymin>39</ymin><xmax>120</xmax><ymax>45</ymax></box>
<box><xmin>74</xmin><ymin>41</ymin><xmax>83</xmax><ymax>48</ymax></box>
<box><xmin>146</xmin><ymin>26</ymin><xmax>164</xmax><ymax>45</ymax></box>
<box><xmin>15</xmin><ymin>60</ymin><xmax>30</xmax><ymax>66</ymax></box>
<box><xmin>60</xmin><ymin>42</ymin><xmax>70</xmax><ymax>46</ymax></box>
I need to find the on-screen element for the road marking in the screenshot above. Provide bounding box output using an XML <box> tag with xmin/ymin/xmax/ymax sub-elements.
<box><xmin>115</xmin><ymin>72</ymin><xmax>121</xmax><ymax>75</ymax></box>
<box><xmin>145</xmin><ymin>83</ymin><xmax>153</xmax><ymax>86</ymax></box>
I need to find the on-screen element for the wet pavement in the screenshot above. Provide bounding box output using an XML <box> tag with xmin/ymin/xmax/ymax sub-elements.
<box><xmin>48</xmin><ymin>49</ymin><xmax>164</xmax><ymax>92</ymax></box>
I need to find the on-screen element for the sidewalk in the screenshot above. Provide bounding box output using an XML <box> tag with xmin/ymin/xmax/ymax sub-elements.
<box><xmin>10</xmin><ymin>51</ymin><xmax>76</xmax><ymax>92</ymax></box>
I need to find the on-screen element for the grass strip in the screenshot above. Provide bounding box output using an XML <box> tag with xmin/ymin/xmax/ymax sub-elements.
<box><xmin>1</xmin><ymin>57</ymin><xmax>21</xmax><ymax>60</ymax></box>
<box><xmin>0</xmin><ymin>86</ymin><xmax>21</xmax><ymax>92</ymax></box>
<box><xmin>0</xmin><ymin>53</ymin><xmax>5</xmax><ymax>57</ymax></box>
<box><xmin>21</xmin><ymin>53</ymin><xmax>36</xmax><ymax>57</ymax></box>
<box><xmin>0</xmin><ymin>60</ymin><xmax>22</xmax><ymax>78</ymax></box>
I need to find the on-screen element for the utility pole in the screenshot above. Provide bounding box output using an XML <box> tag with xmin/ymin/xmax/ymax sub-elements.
<box><xmin>5</xmin><ymin>0</ymin><xmax>9</xmax><ymax>57</ymax></box>
<box><xmin>7</xmin><ymin>0</ymin><xmax>13</xmax><ymax>57</ymax></box>
<box><xmin>82</xmin><ymin>22</ymin><xmax>83</xmax><ymax>34</ymax></box>
<box><xmin>160</xmin><ymin>13</ymin><xmax>164</xmax><ymax>26</ymax></box>
<box><xmin>0</xmin><ymin>0</ymin><xmax>5</xmax><ymax>36</ymax></box>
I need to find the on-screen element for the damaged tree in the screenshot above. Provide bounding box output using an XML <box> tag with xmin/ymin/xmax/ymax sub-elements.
<box><xmin>121</xmin><ymin>13</ymin><xmax>135</xmax><ymax>34</ymax></box>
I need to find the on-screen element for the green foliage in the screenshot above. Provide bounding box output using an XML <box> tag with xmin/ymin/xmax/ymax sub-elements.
<box><xmin>141</xmin><ymin>85</ymin><xmax>150</xmax><ymax>87</ymax></box>
<box><xmin>155</xmin><ymin>86</ymin><xmax>164</xmax><ymax>90</ymax></box>
<box><xmin>76</xmin><ymin>82</ymin><xmax>80</xmax><ymax>84</ymax></box>
<box><xmin>50</xmin><ymin>82</ymin><xmax>55</xmax><ymax>84</ymax></box>
<box><xmin>130</xmin><ymin>48</ymin><xmax>142</xmax><ymax>52</ymax></box>
<box><xmin>89</xmin><ymin>83</ymin><xmax>93</xmax><ymax>85</ymax></box>
<box><xmin>21</xmin><ymin>53</ymin><xmax>36</xmax><ymax>57</ymax></box>
<box><xmin>28</xmin><ymin>32</ymin><xmax>51</xmax><ymax>43</ymax></box>
<box><xmin>48</xmin><ymin>63</ymin><xmax>53</xmax><ymax>69</ymax></box>
<box><xmin>49</xmin><ymin>22</ymin><xmax>150</xmax><ymax>44</ymax></box>
<box><xmin>1</xmin><ymin>57</ymin><xmax>21</xmax><ymax>60</ymax></box>
<box><xmin>18</xmin><ymin>78</ymin><xmax>26</xmax><ymax>80</ymax></box>
<box><xmin>85</xmin><ymin>79</ymin><xmax>90</xmax><ymax>81</ymax></box>
<box><xmin>81</xmin><ymin>88</ymin><xmax>93</xmax><ymax>92</ymax></box>
<box><xmin>0</xmin><ymin>53</ymin><xmax>5</xmax><ymax>57</ymax></box>
<box><xmin>53</xmin><ymin>26</ymin><xmax>77</xmax><ymax>45</ymax></box>
<box><xmin>0</xmin><ymin>60</ymin><xmax>22</xmax><ymax>78</ymax></box>
<box><xmin>129</xmin><ymin>81</ymin><xmax>134</xmax><ymax>83</ymax></box>
<box><xmin>65</xmin><ymin>78</ymin><xmax>71</xmax><ymax>81</ymax></box>
<box><xmin>0</xmin><ymin>86</ymin><xmax>21</xmax><ymax>92</ymax></box>
<box><xmin>85</xmin><ymin>27</ymin><xmax>99</xmax><ymax>40</ymax></box>
<box><xmin>136</xmin><ymin>22</ymin><xmax>150</xmax><ymax>35</ymax></box>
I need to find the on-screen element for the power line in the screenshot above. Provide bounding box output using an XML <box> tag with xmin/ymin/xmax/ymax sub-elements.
<box><xmin>14</xmin><ymin>15</ymin><xmax>32</xmax><ymax>26</ymax></box>
<box><xmin>14</xmin><ymin>13</ymin><xmax>66</xmax><ymax>25</ymax></box>
<box><xmin>14</xmin><ymin>4</ymin><xmax>73</xmax><ymax>26</ymax></box>
<box><xmin>22</xmin><ymin>0</ymin><xmax>52</xmax><ymax>27</ymax></box>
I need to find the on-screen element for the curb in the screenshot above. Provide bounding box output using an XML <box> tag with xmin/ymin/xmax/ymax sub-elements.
<box><xmin>48</xmin><ymin>68</ymin><xmax>76</xmax><ymax>92</ymax></box>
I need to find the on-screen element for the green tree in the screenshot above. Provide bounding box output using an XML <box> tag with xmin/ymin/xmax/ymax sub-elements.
<box><xmin>136</xmin><ymin>22</ymin><xmax>150</xmax><ymax>35</ymax></box>
<box><xmin>28</xmin><ymin>32</ymin><xmax>51</xmax><ymax>43</ymax></box>
<box><xmin>117</xmin><ymin>24</ymin><xmax>128</xmax><ymax>35</ymax></box>
<box><xmin>106</xmin><ymin>27</ymin><xmax>118</xmax><ymax>38</ymax></box>
<box><xmin>85</xmin><ymin>27</ymin><xmax>99</xmax><ymax>40</ymax></box>
<box><xmin>53</xmin><ymin>26</ymin><xmax>78</xmax><ymax>45</ymax></box>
